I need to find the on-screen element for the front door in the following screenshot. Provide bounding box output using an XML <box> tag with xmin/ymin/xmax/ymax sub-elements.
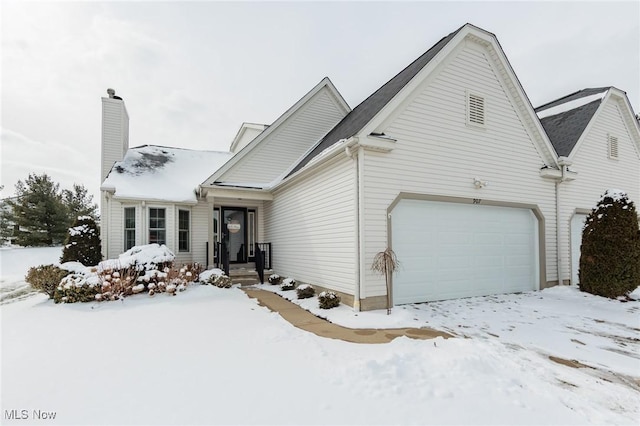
<box><xmin>222</xmin><ymin>208</ymin><xmax>247</xmax><ymax>263</ymax></box>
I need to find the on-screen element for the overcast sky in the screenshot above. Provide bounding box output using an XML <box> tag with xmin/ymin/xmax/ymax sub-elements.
<box><xmin>2</xmin><ymin>1</ymin><xmax>639</xmax><ymax>203</ymax></box>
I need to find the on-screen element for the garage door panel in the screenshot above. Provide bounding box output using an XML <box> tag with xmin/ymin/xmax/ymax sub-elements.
<box><xmin>392</xmin><ymin>199</ymin><xmax>538</xmax><ymax>304</ymax></box>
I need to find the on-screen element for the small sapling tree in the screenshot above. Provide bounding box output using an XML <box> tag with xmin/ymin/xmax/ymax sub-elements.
<box><xmin>371</xmin><ymin>248</ymin><xmax>400</xmax><ymax>314</ymax></box>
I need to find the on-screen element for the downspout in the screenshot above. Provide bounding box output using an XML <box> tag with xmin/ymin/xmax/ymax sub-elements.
<box><xmin>345</xmin><ymin>143</ymin><xmax>362</xmax><ymax>311</ymax></box>
<box><xmin>555</xmin><ymin>181</ymin><xmax>562</xmax><ymax>286</ymax></box>
<box><xmin>555</xmin><ymin>156</ymin><xmax>571</xmax><ymax>286</ymax></box>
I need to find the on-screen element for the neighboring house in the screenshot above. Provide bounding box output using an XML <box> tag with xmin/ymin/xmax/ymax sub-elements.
<box><xmin>100</xmin><ymin>23</ymin><xmax>640</xmax><ymax>311</ymax></box>
<box><xmin>535</xmin><ymin>87</ymin><xmax>640</xmax><ymax>286</ymax></box>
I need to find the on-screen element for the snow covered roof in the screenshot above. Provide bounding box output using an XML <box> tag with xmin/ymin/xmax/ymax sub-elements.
<box><xmin>101</xmin><ymin>145</ymin><xmax>233</xmax><ymax>203</ymax></box>
<box><xmin>535</xmin><ymin>88</ymin><xmax>610</xmax><ymax>157</ymax></box>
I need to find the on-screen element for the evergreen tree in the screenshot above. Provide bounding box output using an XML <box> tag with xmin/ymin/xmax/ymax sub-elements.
<box><xmin>579</xmin><ymin>190</ymin><xmax>640</xmax><ymax>298</ymax></box>
<box><xmin>62</xmin><ymin>184</ymin><xmax>98</xmax><ymax>223</ymax></box>
<box><xmin>0</xmin><ymin>200</ymin><xmax>17</xmax><ymax>245</ymax></box>
<box><xmin>60</xmin><ymin>216</ymin><xmax>102</xmax><ymax>266</ymax></box>
<box><xmin>7</xmin><ymin>174</ymin><xmax>69</xmax><ymax>246</ymax></box>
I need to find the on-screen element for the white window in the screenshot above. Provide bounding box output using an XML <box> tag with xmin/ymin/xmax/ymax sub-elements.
<box><xmin>467</xmin><ymin>91</ymin><xmax>485</xmax><ymax>127</ymax></box>
<box><xmin>124</xmin><ymin>207</ymin><xmax>135</xmax><ymax>251</ymax></box>
<box><xmin>608</xmin><ymin>135</ymin><xmax>619</xmax><ymax>160</ymax></box>
<box><xmin>149</xmin><ymin>208</ymin><xmax>166</xmax><ymax>245</ymax></box>
<box><xmin>178</xmin><ymin>210</ymin><xmax>190</xmax><ymax>252</ymax></box>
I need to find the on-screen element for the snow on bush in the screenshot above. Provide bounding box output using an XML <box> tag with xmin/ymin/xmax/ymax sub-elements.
<box><xmin>60</xmin><ymin>216</ymin><xmax>102</xmax><ymax>266</ymax></box>
<box><xmin>25</xmin><ymin>264</ymin><xmax>70</xmax><ymax>298</ymax></box>
<box><xmin>296</xmin><ymin>284</ymin><xmax>315</xmax><ymax>299</ymax></box>
<box><xmin>98</xmin><ymin>244</ymin><xmax>174</xmax><ymax>272</ymax></box>
<box><xmin>199</xmin><ymin>268</ymin><xmax>232</xmax><ymax>288</ymax></box>
<box><xmin>268</xmin><ymin>274</ymin><xmax>282</xmax><ymax>285</ymax></box>
<box><xmin>281</xmin><ymin>278</ymin><xmax>296</xmax><ymax>291</ymax></box>
<box><xmin>318</xmin><ymin>291</ymin><xmax>340</xmax><ymax>309</ymax></box>
<box><xmin>54</xmin><ymin>271</ymin><xmax>102</xmax><ymax>303</ymax></box>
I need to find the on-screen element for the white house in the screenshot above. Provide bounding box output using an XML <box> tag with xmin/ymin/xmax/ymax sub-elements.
<box><xmin>100</xmin><ymin>23</ymin><xmax>640</xmax><ymax>311</ymax></box>
<box><xmin>535</xmin><ymin>87</ymin><xmax>640</xmax><ymax>286</ymax></box>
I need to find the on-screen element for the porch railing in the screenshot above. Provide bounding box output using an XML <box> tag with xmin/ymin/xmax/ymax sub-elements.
<box><xmin>207</xmin><ymin>241</ymin><xmax>271</xmax><ymax>276</ymax></box>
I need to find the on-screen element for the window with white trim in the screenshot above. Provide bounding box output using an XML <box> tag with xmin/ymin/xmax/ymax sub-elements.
<box><xmin>467</xmin><ymin>92</ymin><xmax>485</xmax><ymax>127</ymax></box>
<box><xmin>124</xmin><ymin>207</ymin><xmax>135</xmax><ymax>251</ymax></box>
<box><xmin>149</xmin><ymin>208</ymin><xmax>166</xmax><ymax>245</ymax></box>
<box><xmin>178</xmin><ymin>209</ymin><xmax>190</xmax><ymax>252</ymax></box>
<box><xmin>608</xmin><ymin>135</ymin><xmax>619</xmax><ymax>160</ymax></box>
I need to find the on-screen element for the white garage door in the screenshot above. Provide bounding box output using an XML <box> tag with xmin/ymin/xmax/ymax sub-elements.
<box><xmin>570</xmin><ymin>213</ymin><xmax>588</xmax><ymax>285</ymax></box>
<box><xmin>391</xmin><ymin>199</ymin><xmax>539</xmax><ymax>304</ymax></box>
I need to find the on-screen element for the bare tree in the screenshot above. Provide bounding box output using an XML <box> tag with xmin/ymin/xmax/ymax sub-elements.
<box><xmin>371</xmin><ymin>248</ymin><xmax>400</xmax><ymax>314</ymax></box>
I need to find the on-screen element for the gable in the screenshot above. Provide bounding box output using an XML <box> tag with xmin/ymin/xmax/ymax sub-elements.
<box><xmin>572</xmin><ymin>94</ymin><xmax>640</xmax><ymax>163</ymax></box>
<box><xmin>202</xmin><ymin>78</ymin><xmax>350</xmax><ymax>188</ymax></box>
<box><xmin>286</xmin><ymin>24</ymin><xmax>557</xmax><ymax>179</ymax></box>
<box><xmin>219</xmin><ymin>88</ymin><xmax>348</xmax><ymax>185</ymax></box>
<box><xmin>380</xmin><ymin>37</ymin><xmax>552</xmax><ymax>176</ymax></box>
<box><xmin>287</xmin><ymin>26</ymin><xmax>463</xmax><ymax>177</ymax></box>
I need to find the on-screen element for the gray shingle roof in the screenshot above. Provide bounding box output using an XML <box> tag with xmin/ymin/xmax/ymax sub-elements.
<box><xmin>535</xmin><ymin>87</ymin><xmax>611</xmax><ymax>157</ymax></box>
<box><xmin>287</xmin><ymin>25</ymin><xmax>464</xmax><ymax>177</ymax></box>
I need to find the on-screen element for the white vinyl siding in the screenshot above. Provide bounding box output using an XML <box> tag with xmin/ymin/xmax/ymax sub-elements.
<box><xmin>264</xmin><ymin>155</ymin><xmax>357</xmax><ymax>295</ymax></box>
<box><xmin>186</xmin><ymin>201</ymin><xmax>210</xmax><ymax>266</ymax></box>
<box><xmin>360</xmin><ymin>42</ymin><xmax>556</xmax><ymax>298</ymax></box>
<box><xmin>220</xmin><ymin>89</ymin><xmax>346</xmax><ymax>184</ymax></box>
<box><xmin>101</xmin><ymin>98</ymin><xmax>129</xmax><ymax>182</ymax></box>
<box><xmin>558</xmin><ymin>98</ymin><xmax>640</xmax><ymax>283</ymax></box>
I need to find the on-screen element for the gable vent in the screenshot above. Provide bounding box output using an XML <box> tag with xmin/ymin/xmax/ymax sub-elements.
<box><xmin>608</xmin><ymin>135</ymin><xmax>619</xmax><ymax>159</ymax></box>
<box><xmin>467</xmin><ymin>93</ymin><xmax>485</xmax><ymax>126</ymax></box>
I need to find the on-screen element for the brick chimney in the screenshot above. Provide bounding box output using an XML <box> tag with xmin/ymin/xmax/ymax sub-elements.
<box><xmin>101</xmin><ymin>88</ymin><xmax>129</xmax><ymax>182</ymax></box>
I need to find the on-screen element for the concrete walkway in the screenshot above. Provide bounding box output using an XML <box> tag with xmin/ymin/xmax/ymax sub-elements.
<box><xmin>243</xmin><ymin>288</ymin><xmax>454</xmax><ymax>344</ymax></box>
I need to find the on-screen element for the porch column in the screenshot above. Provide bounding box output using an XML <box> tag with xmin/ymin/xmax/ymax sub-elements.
<box><xmin>207</xmin><ymin>195</ymin><xmax>215</xmax><ymax>268</ymax></box>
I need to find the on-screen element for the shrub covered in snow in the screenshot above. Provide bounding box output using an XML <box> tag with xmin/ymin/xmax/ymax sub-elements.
<box><xmin>199</xmin><ymin>269</ymin><xmax>232</xmax><ymax>288</ymax></box>
<box><xmin>25</xmin><ymin>264</ymin><xmax>70</xmax><ymax>298</ymax></box>
<box><xmin>60</xmin><ymin>216</ymin><xmax>102</xmax><ymax>266</ymax></box>
<box><xmin>98</xmin><ymin>244</ymin><xmax>174</xmax><ymax>273</ymax></box>
<box><xmin>296</xmin><ymin>284</ymin><xmax>315</xmax><ymax>299</ymax></box>
<box><xmin>100</xmin><ymin>267</ymin><xmax>140</xmax><ymax>300</ymax></box>
<box><xmin>318</xmin><ymin>291</ymin><xmax>340</xmax><ymax>309</ymax></box>
<box><xmin>579</xmin><ymin>190</ymin><xmax>640</xmax><ymax>298</ymax></box>
<box><xmin>54</xmin><ymin>272</ymin><xmax>101</xmax><ymax>303</ymax></box>
<box><xmin>281</xmin><ymin>277</ymin><xmax>296</xmax><ymax>291</ymax></box>
<box><xmin>268</xmin><ymin>274</ymin><xmax>282</xmax><ymax>285</ymax></box>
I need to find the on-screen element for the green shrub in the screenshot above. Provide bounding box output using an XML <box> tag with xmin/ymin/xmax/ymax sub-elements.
<box><xmin>53</xmin><ymin>273</ymin><xmax>100</xmax><ymax>303</ymax></box>
<box><xmin>579</xmin><ymin>190</ymin><xmax>640</xmax><ymax>298</ymax></box>
<box><xmin>60</xmin><ymin>216</ymin><xmax>102</xmax><ymax>266</ymax></box>
<box><xmin>296</xmin><ymin>284</ymin><xmax>315</xmax><ymax>299</ymax></box>
<box><xmin>199</xmin><ymin>269</ymin><xmax>232</xmax><ymax>288</ymax></box>
<box><xmin>25</xmin><ymin>264</ymin><xmax>70</xmax><ymax>298</ymax></box>
<box><xmin>268</xmin><ymin>274</ymin><xmax>282</xmax><ymax>285</ymax></box>
<box><xmin>281</xmin><ymin>278</ymin><xmax>296</xmax><ymax>291</ymax></box>
<box><xmin>318</xmin><ymin>291</ymin><xmax>340</xmax><ymax>309</ymax></box>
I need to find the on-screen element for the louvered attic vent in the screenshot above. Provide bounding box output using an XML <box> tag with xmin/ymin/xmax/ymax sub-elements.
<box><xmin>608</xmin><ymin>135</ymin><xmax>619</xmax><ymax>159</ymax></box>
<box><xmin>468</xmin><ymin>93</ymin><xmax>485</xmax><ymax>126</ymax></box>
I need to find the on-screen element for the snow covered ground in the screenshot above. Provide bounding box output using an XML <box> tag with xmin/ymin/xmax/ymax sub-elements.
<box><xmin>1</xmin><ymin>247</ymin><xmax>639</xmax><ymax>425</ymax></box>
<box><xmin>0</xmin><ymin>246</ymin><xmax>62</xmax><ymax>304</ymax></box>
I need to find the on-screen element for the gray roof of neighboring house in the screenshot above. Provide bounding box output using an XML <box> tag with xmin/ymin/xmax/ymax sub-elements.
<box><xmin>535</xmin><ymin>87</ymin><xmax>611</xmax><ymax>157</ymax></box>
<box><xmin>287</xmin><ymin>25</ymin><xmax>464</xmax><ymax>177</ymax></box>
